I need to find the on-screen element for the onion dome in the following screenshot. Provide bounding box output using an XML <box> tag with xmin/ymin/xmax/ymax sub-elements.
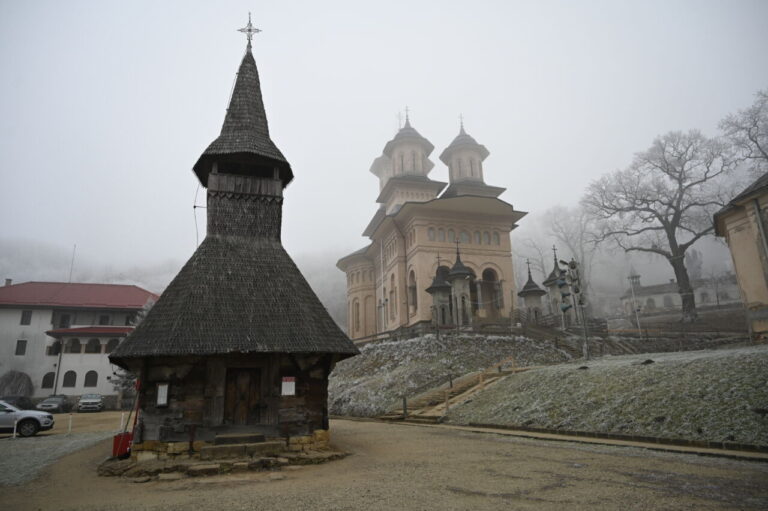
<box><xmin>439</xmin><ymin>123</ymin><xmax>490</xmax><ymax>165</ymax></box>
<box><xmin>383</xmin><ymin>114</ymin><xmax>435</xmax><ymax>158</ymax></box>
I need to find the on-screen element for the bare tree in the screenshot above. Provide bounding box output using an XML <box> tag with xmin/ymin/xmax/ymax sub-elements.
<box><xmin>720</xmin><ymin>88</ymin><xmax>768</xmax><ymax>178</ymax></box>
<box><xmin>582</xmin><ymin>130</ymin><xmax>736</xmax><ymax>322</ymax></box>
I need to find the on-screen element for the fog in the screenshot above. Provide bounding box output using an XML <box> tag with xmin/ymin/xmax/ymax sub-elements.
<box><xmin>1</xmin><ymin>1</ymin><xmax>767</xmax><ymax>322</ymax></box>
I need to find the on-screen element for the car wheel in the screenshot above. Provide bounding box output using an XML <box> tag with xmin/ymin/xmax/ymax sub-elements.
<box><xmin>17</xmin><ymin>419</ymin><xmax>40</xmax><ymax>437</ymax></box>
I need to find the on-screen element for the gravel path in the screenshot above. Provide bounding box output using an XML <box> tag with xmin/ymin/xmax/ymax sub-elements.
<box><xmin>0</xmin><ymin>431</ymin><xmax>114</xmax><ymax>486</ymax></box>
<box><xmin>6</xmin><ymin>420</ymin><xmax>768</xmax><ymax>510</ymax></box>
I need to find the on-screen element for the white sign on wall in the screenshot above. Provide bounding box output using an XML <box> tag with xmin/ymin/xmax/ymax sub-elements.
<box><xmin>281</xmin><ymin>376</ymin><xmax>296</xmax><ymax>396</ymax></box>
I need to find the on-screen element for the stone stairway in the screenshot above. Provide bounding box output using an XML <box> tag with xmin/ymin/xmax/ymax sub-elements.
<box><xmin>379</xmin><ymin>356</ymin><xmax>536</xmax><ymax>423</ymax></box>
<box><xmin>199</xmin><ymin>433</ymin><xmax>284</xmax><ymax>460</ymax></box>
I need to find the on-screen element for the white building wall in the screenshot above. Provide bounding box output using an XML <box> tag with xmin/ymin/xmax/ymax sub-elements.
<box><xmin>0</xmin><ymin>307</ymin><xmax>127</xmax><ymax>399</ymax></box>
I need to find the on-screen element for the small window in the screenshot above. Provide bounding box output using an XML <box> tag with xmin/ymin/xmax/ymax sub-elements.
<box><xmin>156</xmin><ymin>382</ymin><xmax>169</xmax><ymax>407</ymax></box>
<box><xmin>460</xmin><ymin>231</ymin><xmax>470</xmax><ymax>244</ymax></box>
<box><xmin>105</xmin><ymin>338</ymin><xmax>120</xmax><ymax>353</ymax></box>
<box><xmin>483</xmin><ymin>231</ymin><xmax>491</xmax><ymax>244</ymax></box>
<box><xmin>281</xmin><ymin>376</ymin><xmax>296</xmax><ymax>396</ymax></box>
<box><xmin>41</xmin><ymin>372</ymin><xmax>55</xmax><ymax>389</ymax></box>
<box><xmin>447</xmin><ymin>230</ymin><xmax>456</xmax><ymax>242</ymax></box>
<box><xmin>58</xmin><ymin>314</ymin><xmax>71</xmax><ymax>328</ymax></box>
<box><xmin>15</xmin><ymin>340</ymin><xmax>27</xmax><ymax>356</ymax></box>
<box><xmin>84</xmin><ymin>370</ymin><xmax>98</xmax><ymax>387</ymax></box>
<box><xmin>493</xmin><ymin>232</ymin><xmax>500</xmax><ymax>245</ymax></box>
<box><xmin>62</xmin><ymin>370</ymin><xmax>77</xmax><ymax>387</ymax></box>
<box><xmin>98</xmin><ymin>315</ymin><xmax>110</xmax><ymax>326</ymax></box>
<box><xmin>20</xmin><ymin>310</ymin><xmax>32</xmax><ymax>325</ymax></box>
<box><xmin>474</xmin><ymin>231</ymin><xmax>481</xmax><ymax>244</ymax></box>
<box><xmin>438</xmin><ymin>229</ymin><xmax>445</xmax><ymax>242</ymax></box>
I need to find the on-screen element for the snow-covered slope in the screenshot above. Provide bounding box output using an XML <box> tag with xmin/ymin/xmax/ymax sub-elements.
<box><xmin>329</xmin><ymin>334</ymin><xmax>571</xmax><ymax>417</ymax></box>
<box><xmin>445</xmin><ymin>345</ymin><xmax>768</xmax><ymax>445</ymax></box>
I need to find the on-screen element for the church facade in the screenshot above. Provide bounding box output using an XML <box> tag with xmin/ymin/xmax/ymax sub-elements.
<box><xmin>337</xmin><ymin>117</ymin><xmax>526</xmax><ymax>339</ymax></box>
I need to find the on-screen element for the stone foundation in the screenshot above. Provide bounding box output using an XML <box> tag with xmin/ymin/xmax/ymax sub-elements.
<box><xmin>130</xmin><ymin>429</ymin><xmax>331</xmax><ymax>462</ymax></box>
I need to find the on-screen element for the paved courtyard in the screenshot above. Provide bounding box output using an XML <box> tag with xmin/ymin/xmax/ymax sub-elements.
<box><xmin>4</xmin><ymin>418</ymin><xmax>768</xmax><ymax>510</ymax></box>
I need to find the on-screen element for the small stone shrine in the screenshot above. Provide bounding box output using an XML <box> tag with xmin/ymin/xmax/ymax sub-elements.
<box><xmin>110</xmin><ymin>18</ymin><xmax>358</xmax><ymax>454</ymax></box>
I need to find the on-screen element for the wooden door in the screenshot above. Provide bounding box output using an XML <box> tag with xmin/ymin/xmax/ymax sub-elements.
<box><xmin>224</xmin><ymin>368</ymin><xmax>261</xmax><ymax>425</ymax></box>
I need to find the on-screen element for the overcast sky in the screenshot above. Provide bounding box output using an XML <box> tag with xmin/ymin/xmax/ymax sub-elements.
<box><xmin>1</xmin><ymin>0</ymin><xmax>767</xmax><ymax>288</ymax></box>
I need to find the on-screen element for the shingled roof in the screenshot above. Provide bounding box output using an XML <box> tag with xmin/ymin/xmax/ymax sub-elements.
<box><xmin>193</xmin><ymin>47</ymin><xmax>293</xmax><ymax>188</ymax></box>
<box><xmin>110</xmin><ymin>236</ymin><xmax>357</xmax><ymax>361</ymax></box>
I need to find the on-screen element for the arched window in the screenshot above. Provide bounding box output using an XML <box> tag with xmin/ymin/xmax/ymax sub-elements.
<box><xmin>470</xmin><ymin>159</ymin><xmax>475</xmax><ymax>177</ymax></box>
<box><xmin>663</xmin><ymin>295</ymin><xmax>673</xmax><ymax>308</ymax></box>
<box><xmin>438</xmin><ymin>229</ymin><xmax>445</xmax><ymax>242</ymax></box>
<box><xmin>493</xmin><ymin>232</ymin><xmax>500</xmax><ymax>245</ymax></box>
<box><xmin>85</xmin><ymin>338</ymin><xmax>101</xmax><ymax>354</ymax></box>
<box><xmin>353</xmin><ymin>299</ymin><xmax>360</xmax><ymax>332</ymax></box>
<box><xmin>105</xmin><ymin>338</ymin><xmax>120</xmax><ymax>353</ymax></box>
<box><xmin>62</xmin><ymin>371</ymin><xmax>76</xmax><ymax>387</ymax></box>
<box><xmin>483</xmin><ymin>232</ymin><xmax>491</xmax><ymax>244</ymax></box>
<box><xmin>428</xmin><ymin>227</ymin><xmax>436</xmax><ymax>241</ymax></box>
<box><xmin>84</xmin><ymin>370</ymin><xmax>98</xmax><ymax>387</ymax></box>
<box><xmin>67</xmin><ymin>338</ymin><xmax>81</xmax><ymax>353</ymax></box>
<box><xmin>474</xmin><ymin>231</ymin><xmax>481</xmax><ymax>244</ymax></box>
<box><xmin>409</xmin><ymin>271</ymin><xmax>418</xmax><ymax>312</ymax></box>
<box><xmin>411</xmin><ymin>150</ymin><xmax>417</xmax><ymax>172</ymax></box>
<box><xmin>399</xmin><ymin>153</ymin><xmax>404</xmax><ymax>173</ymax></box>
<box><xmin>460</xmin><ymin>231</ymin><xmax>470</xmax><ymax>244</ymax></box>
<box><xmin>447</xmin><ymin>229</ymin><xmax>456</xmax><ymax>242</ymax></box>
<box><xmin>646</xmin><ymin>298</ymin><xmax>656</xmax><ymax>310</ymax></box>
<box><xmin>389</xmin><ymin>274</ymin><xmax>397</xmax><ymax>319</ymax></box>
<box><xmin>41</xmin><ymin>372</ymin><xmax>55</xmax><ymax>389</ymax></box>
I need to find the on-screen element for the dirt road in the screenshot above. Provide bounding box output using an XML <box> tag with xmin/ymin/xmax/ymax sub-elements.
<box><xmin>6</xmin><ymin>419</ymin><xmax>768</xmax><ymax>510</ymax></box>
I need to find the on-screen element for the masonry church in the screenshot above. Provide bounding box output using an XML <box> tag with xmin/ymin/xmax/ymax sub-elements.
<box><xmin>337</xmin><ymin>116</ymin><xmax>526</xmax><ymax>339</ymax></box>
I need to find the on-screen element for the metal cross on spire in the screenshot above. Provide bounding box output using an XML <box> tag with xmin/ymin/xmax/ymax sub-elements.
<box><xmin>459</xmin><ymin>113</ymin><xmax>465</xmax><ymax>131</ymax></box>
<box><xmin>238</xmin><ymin>12</ymin><xmax>262</xmax><ymax>48</ymax></box>
<box><xmin>405</xmin><ymin>105</ymin><xmax>411</xmax><ymax>126</ymax></box>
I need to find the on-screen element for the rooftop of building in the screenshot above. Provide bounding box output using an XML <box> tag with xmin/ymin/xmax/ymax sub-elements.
<box><xmin>0</xmin><ymin>281</ymin><xmax>158</xmax><ymax>310</ymax></box>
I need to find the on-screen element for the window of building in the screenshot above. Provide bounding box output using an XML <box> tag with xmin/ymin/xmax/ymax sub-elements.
<box><xmin>20</xmin><ymin>310</ymin><xmax>32</xmax><ymax>325</ymax></box>
<box><xmin>47</xmin><ymin>340</ymin><xmax>61</xmax><ymax>356</ymax></box>
<box><xmin>85</xmin><ymin>338</ymin><xmax>101</xmax><ymax>353</ymax></box>
<box><xmin>98</xmin><ymin>314</ymin><xmax>110</xmax><ymax>325</ymax></box>
<box><xmin>58</xmin><ymin>314</ymin><xmax>71</xmax><ymax>328</ymax></box>
<box><xmin>474</xmin><ymin>231</ymin><xmax>481</xmax><ymax>244</ymax></box>
<box><xmin>438</xmin><ymin>228</ymin><xmax>445</xmax><ymax>242</ymax></box>
<box><xmin>15</xmin><ymin>340</ymin><xmax>27</xmax><ymax>356</ymax></box>
<box><xmin>41</xmin><ymin>372</ymin><xmax>55</xmax><ymax>389</ymax></box>
<box><xmin>460</xmin><ymin>231</ymin><xmax>470</xmax><ymax>244</ymax></box>
<box><xmin>409</xmin><ymin>271</ymin><xmax>418</xmax><ymax>312</ymax></box>
<box><xmin>645</xmin><ymin>298</ymin><xmax>656</xmax><ymax>310</ymax></box>
<box><xmin>447</xmin><ymin>229</ymin><xmax>456</xmax><ymax>243</ymax></box>
<box><xmin>125</xmin><ymin>313</ymin><xmax>136</xmax><ymax>326</ymax></box>
<box><xmin>483</xmin><ymin>231</ymin><xmax>491</xmax><ymax>244</ymax></box>
<box><xmin>493</xmin><ymin>232</ymin><xmax>500</xmax><ymax>245</ymax></box>
<box><xmin>67</xmin><ymin>338</ymin><xmax>81</xmax><ymax>353</ymax></box>
<box><xmin>62</xmin><ymin>371</ymin><xmax>77</xmax><ymax>387</ymax></box>
<box><xmin>105</xmin><ymin>338</ymin><xmax>120</xmax><ymax>353</ymax></box>
<box><xmin>84</xmin><ymin>370</ymin><xmax>98</xmax><ymax>387</ymax></box>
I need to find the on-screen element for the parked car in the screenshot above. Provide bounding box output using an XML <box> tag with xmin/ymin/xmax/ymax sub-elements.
<box><xmin>36</xmin><ymin>396</ymin><xmax>71</xmax><ymax>413</ymax></box>
<box><xmin>0</xmin><ymin>400</ymin><xmax>55</xmax><ymax>437</ymax></box>
<box><xmin>77</xmin><ymin>394</ymin><xmax>104</xmax><ymax>412</ymax></box>
<box><xmin>0</xmin><ymin>395</ymin><xmax>34</xmax><ymax>410</ymax></box>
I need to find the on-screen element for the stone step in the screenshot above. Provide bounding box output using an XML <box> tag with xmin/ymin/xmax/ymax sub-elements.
<box><xmin>214</xmin><ymin>433</ymin><xmax>266</xmax><ymax>445</ymax></box>
<box><xmin>200</xmin><ymin>441</ymin><xmax>284</xmax><ymax>461</ymax></box>
<box><xmin>404</xmin><ymin>416</ymin><xmax>440</xmax><ymax>424</ymax></box>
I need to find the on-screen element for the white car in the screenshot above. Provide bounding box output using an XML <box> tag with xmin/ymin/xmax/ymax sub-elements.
<box><xmin>0</xmin><ymin>400</ymin><xmax>55</xmax><ymax>437</ymax></box>
<box><xmin>77</xmin><ymin>394</ymin><xmax>104</xmax><ymax>412</ymax></box>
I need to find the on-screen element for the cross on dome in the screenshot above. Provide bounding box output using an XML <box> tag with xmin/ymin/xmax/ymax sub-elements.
<box><xmin>238</xmin><ymin>12</ymin><xmax>262</xmax><ymax>48</ymax></box>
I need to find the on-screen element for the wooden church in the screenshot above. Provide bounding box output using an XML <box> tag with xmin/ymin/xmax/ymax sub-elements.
<box><xmin>110</xmin><ymin>20</ymin><xmax>358</xmax><ymax>447</ymax></box>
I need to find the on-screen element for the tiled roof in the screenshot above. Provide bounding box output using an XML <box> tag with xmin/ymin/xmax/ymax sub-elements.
<box><xmin>0</xmin><ymin>282</ymin><xmax>158</xmax><ymax>309</ymax></box>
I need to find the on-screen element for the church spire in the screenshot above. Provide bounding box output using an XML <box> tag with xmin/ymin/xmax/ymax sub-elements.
<box><xmin>193</xmin><ymin>15</ymin><xmax>292</xmax><ymax>189</ymax></box>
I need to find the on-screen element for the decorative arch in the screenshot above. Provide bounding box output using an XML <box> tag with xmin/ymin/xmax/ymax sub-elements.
<box><xmin>447</xmin><ymin>229</ymin><xmax>456</xmax><ymax>243</ymax></box>
<box><xmin>483</xmin><ymin>231</ymin><xmax>491</xmax><ymax>244</ymax></box>
<box><xmin>460</xmin><ymin>231</ymin><xmax>470</xmax><ymax>244</ymax></box>
<box><xmin>493</xmin><ymin>232</ymin><xmax>500</xmax><ymax>245</ymax></box>
<box><xmin>438</xmin><ymin>228</ymin><xmax>445</xmax><ymax>242</ymax></box>
<box><xmin>474</xmin><ymin>231</ymin><xmax>481</xmax><ymax>244</ymax></box>
<box><xmin>67</xmin><ymin>338</ymin><xmax>81</xmax><ymax>353</ymax></box>
<box><xmin>428</xmin><ymin>227</ymin><xmax>436</xmax><ymax>241</ymax></box>
<box><xmin>105</xmin><ymin>338</ymin><xmax>120</xmax><ymax>353</ymax></box>
<box><xmin>85</xmin><ymin>338</ymin><xmax>101</xmax><ymax>354</ymax></box>
<box><xmin>84</xmin><ymin>370</ymin><xmax>98</xmax><ymax>387</ymax></box>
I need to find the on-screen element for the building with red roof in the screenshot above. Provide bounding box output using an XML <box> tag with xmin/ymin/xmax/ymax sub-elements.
<box><xmin>0</xmin><ymin>280</ymin><xmax>157</xmax><ymax>401</ymax></box>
